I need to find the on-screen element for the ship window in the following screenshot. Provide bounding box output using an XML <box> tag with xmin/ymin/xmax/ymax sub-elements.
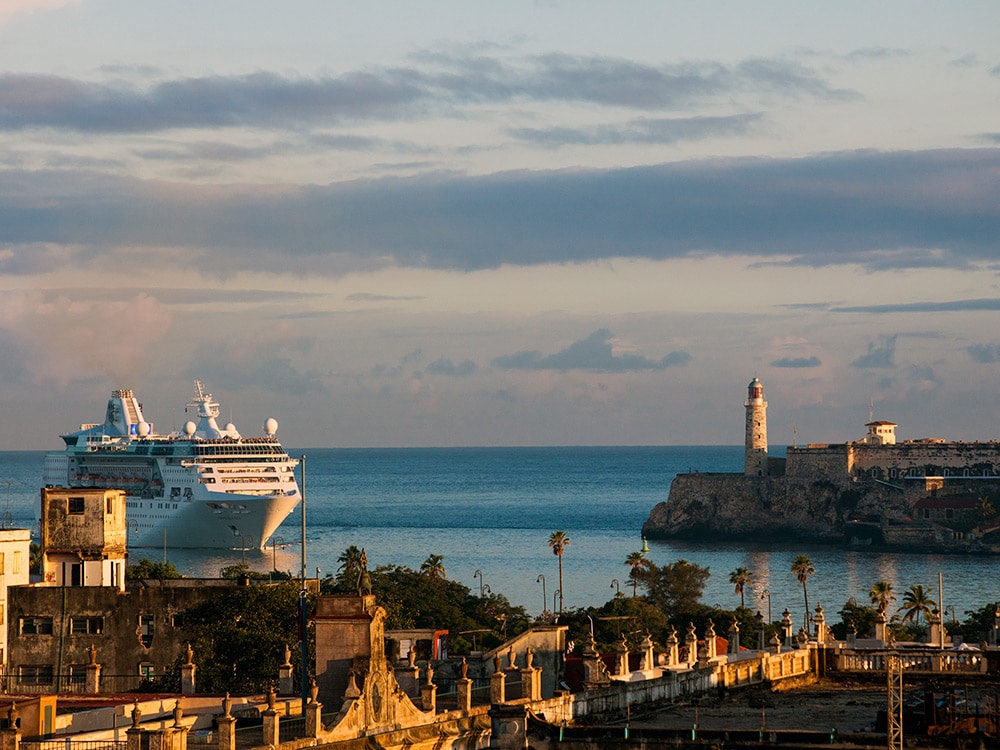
<box><xmin>20</xmin><ymin>616</ymin><xmax>54</xmax><ymax>635</ymax></box>
<box><xmin>68</xmin><ymin>496</ymin><xmax>85</xmax><ymax>514</ymax></box>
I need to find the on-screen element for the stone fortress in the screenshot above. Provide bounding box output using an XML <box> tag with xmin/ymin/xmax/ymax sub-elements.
<box><xmin>642</xmin><ymin>377</ymin><xmax>1000</xmax><ymax>551</ymax></box>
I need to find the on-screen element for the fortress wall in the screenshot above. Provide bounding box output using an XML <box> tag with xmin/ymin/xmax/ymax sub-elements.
<box><xmin>851</xmin><ymin>442</ymin><xmax>1000</xmax><ymax>476</ymax></box>
<box><xmin>785</xmin><ymin>445</ymin><xmax>851</xmax><ymax>483</ymax></box>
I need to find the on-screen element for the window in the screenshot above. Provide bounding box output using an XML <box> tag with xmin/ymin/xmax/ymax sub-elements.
<box><xmin>946</xmin><ymin>508</ymin><xmax>954</xmax><ymax>520</ymax></box>
<box><xmin>0</xmin><ymin>604</ymin><xmax>5</xmax><ymax>625</ymax></box>
<box><xmin>0</xmin><ymin>552</ymin><xmax>5</xmax><ymax>575</ymax></box>
<box><xmin>18</xmin><ymin>665</ymin><xmax>54</xmax><ymax>686</ymax></box>
<box><xmin>20</xmin><ymin>616</ymin><xmax>54</xmax><ymax>635</ymax></box>
<box><xmin>139</xmin><ymin>615</ymin><xmax>154</xmax><ymax>648</ymax></box>
<box><xmin>170</xmin><ymin>613</ymin><xmax>185</xmax><ymax>628</ymax></box>
<box><xmin>106</xmin><ymin>497</ymin><xmax>113</xmax><ymax>514</ymax></box>
<box><xmin>139</xmin><ymin>663</ymin><xmax>155</xmax><ymax>679</ymax></box>
<box><xmin>68</xmin><ymin>496</ymin><xmax>85</xmax><ymax>514</ymax></box>
<box><xmin>70</xmin><ymin>617</ymin><xmax>104</xmax><ymax>635</ymax></box>
<box><xmin>68</xmin><ymin>665</ymin><xmax>87</xmax><ymax>686</ymax></box>
<box><xmin>12</xmin><ymin>551</ymin><xmax>20</xmax><ymax>574</ymax></box>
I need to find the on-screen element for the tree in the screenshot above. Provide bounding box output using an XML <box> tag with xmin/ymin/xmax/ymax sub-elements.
<box><xmin>869</xmin><ymin>580</ymin><xmax>895</xmax><ymax>613</ymax></box>
<box><xmin>420</xmin><ymin>554</ymin><xmax>446</xmax><ymax>578</ymax></box>
<box><xmin>336</xmin><ymin>545</ymin><xmax>365</xmax><ymax>590</ymax></box>
<box><xmin>548</xmin><ymin>531</ymin><xmax>570</xmax><ymax>614</ymax></box>
<box><xmin>643</xmin><ymin>558</ymin><xmax>710</xmax><ymax>615</ymax></box>
<box><xmin>729</xmin><ymin>566</ymin><xmax>753</xmax><ymax>609</ymax></box>
<box><xmin>625</xmin><ymin>551</ymin><xmax>650</xmax><ymax>597</ymax></box>
<box><xmin>181</xmin><ymin>581</ymin><xmax>312</xmax><ymax>694</ymax></box>
<box><xmin>127</xmin><ymin>558</ymin><xmax>182</xmax><ymax>580</ymax></box>
<box><xmin>791</xmin><ymin>555</ymin><xmax>815</xmax><ymax>629</ymax></box>
<box><xmin>899</xmin><ymin>584</ymin><xmax>936</xmax><ymax>626</ymax></box>
<box><xmin>835</xmin><ymin>598</ymin><xmax>879</xmax><ymax>640</ymax></box>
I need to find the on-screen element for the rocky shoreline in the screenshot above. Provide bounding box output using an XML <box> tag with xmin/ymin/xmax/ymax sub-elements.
<box><xmin>641</xmin><ymin>472</ymin><xmax>1000</xmax><ymax>553</ymax></box>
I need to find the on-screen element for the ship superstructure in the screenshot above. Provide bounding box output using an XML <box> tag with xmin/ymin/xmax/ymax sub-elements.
<box><xmin>43</xmin><ymin>382</ymin><xmax>300</xmax><ymax>549</ymax></box>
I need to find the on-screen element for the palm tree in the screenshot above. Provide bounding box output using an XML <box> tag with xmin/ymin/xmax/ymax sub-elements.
<box><xmin>420</xmin><ymin>554</ymin><xmax>446</xmax><ymax>578</ymax></box>
<box><xmin>869</xmin><ymin>580</ymin><xmax>895</xmax><ymax>613</ymax></box>
<box><xmin>791</xmin><ymin>555</ymin><xmax>815</xmax><ymax>630</ymax></box>
<box><xmin>729</xmin><ymin>567</ymin><xmax>753</xmax><ymax>609</ymax></box>
<box><xmin>548</xmin><ymin>530</ymin><xmax>570</xmax><ymax>614</ymax></box>
<box><xmin>899</xmin><ymin>584</ymin><xmax>936</xmax><ymax>625</ymax></box>
<box><xmin>336</xmin><ymin>545</ymin><xmax>364</xmax><ymax>588</ymax></box>
<box><xmin>625</xmin><ymin>551</ymin><xmax>648</xmax><ymax>597</ymax></box>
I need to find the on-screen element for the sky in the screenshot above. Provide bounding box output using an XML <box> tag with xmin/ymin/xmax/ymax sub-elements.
<box><xmin>1</xmin><ymin>1</ymin><xmax>999</xmax><ymax>451</ymax></box>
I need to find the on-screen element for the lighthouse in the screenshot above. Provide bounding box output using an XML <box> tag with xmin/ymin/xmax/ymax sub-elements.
<box><xmin>744</xmin><ymin>377</ymin><xmax>768</xmax><ymax>476</ymax></box>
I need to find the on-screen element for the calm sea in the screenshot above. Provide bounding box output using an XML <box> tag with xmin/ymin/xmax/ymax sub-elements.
<box><xmin>2</xmin><ymin>447</ymin><xmax>997</xmax><ymax>627</ymax></box>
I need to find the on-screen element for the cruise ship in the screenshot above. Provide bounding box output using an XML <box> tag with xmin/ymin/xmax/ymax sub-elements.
<box><xmin>43</xmin><ymin>382</ymin><xmax>301</xmax><ymax>549</ymax></box>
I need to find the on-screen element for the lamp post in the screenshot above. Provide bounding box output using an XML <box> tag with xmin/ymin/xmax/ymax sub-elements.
<box><xmin>536</xmin><ymin>574</ymin><xmax>546</xmax><ymax>618</ymax></box>
<box><xmin>474</xmin><ymin>569</ymin><xmax>484</xmax><ymax>598</ymax></box>
<box><xmin>298</xmin><ymin>453</ymin><xmax>307</xmax><ymax>717</ymax></box>
<box><xmin>759</xmin><ymin>588</ymin><xmax>772</xmax><ymax>624</ymax></box>
<box><xmin>611</xmin><ymin>579</ymin><xmax>621</xmax><ymax>597</ymax></box>
<box><xmin>553</xmin><ymin>589</ymin><xmax>561</xmax><ymax>616</ymax></box>
<box><xmin>271</xmin><ymin>536</ymin><xmax>284</xmax><ymax>572</ymax></box>
<box><xmin>755</xmin><ymin>610</ymin><xmax>765</xmax><ymax>651</ymax></box>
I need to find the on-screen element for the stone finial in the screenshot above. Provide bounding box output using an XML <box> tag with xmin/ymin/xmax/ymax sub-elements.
<box><xmin>283</xmin><ymin>643</ymin><xmax>292</xmax><ymax>667</ymax></box>
<box><xmin>425</xmin><ymin>663</ymin><xmax>434</xmax><ymax>685</ymax></box>
<box><xmin>460</xmin><ymin>657</ymin><xmax>469</xmax><ymax>679</ymax></box>
<box><xmin>525</xmin><ymin>647</ymin><xmax>534</xmax><ymax>669</ymax></box>
<box><xmin>222</xmin><ymin>693</ymin><xmax>231</xmax><ymax>717</ymax></box>
<box><xmin>185</xmin><ymin>642</ymin><xmax>194</xmax><ymax>665</ymax></box>
<box><xmin>267</xmin><ymin>687</ymin><xmax>276</xmax><ymax>710</ymax></box>
<box><xmin>493</xmin><ymin>652</ymin><xmax>502</xmax><ymax>672</ymax></box>
<box><xmin>172</xmin><ymin>700</ymin><xmax>182</xmax><ymax>728</ymax></box>
<box><xmin>666</xmin><ymin>626</ymin><xmax>678</xmax><ymax>647</ymax></box>
<box><xmin>88</xmin><ymin>643</ymin><xmax>98</xmax><ymax>665</ymax></box>
<box><xmin>687</xmin><ymin>621</ymin><xmax>697</xmax><ymax>639</ymax></box>
<box><xmin>309</xmin><ymin>679</ymin><xmax>319</xmax><ymax>704</ymax></box>
<box><xmin>408</xmin><ymin>648</ymin><xmax>417</xmax><ymax>668</ymax></box>
<box><xmin>131</xmin><ymin>701</ymin><xmax>141</xmax><ymax>728</ymax></box>
<box><xmin>704</xmin><ymin>618</ymin><xmax>716</xmax><ymax>639</ymax></box>
<box><xmin>508</xmin><ymin>646</ymin><xmax>516</xmax><ymax>670</ymax></box>
<box><xmin>344</xmin><ymin>671</ymin><xmax>361</xmax><ymax>699</ymax></box>
<box><xmin>7</xmin><ymin>702</ymin><xmax>18</xmax><ymax>727</ymax></box>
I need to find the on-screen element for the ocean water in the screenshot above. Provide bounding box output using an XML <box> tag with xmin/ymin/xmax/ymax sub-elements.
<box><xmin>2</xmin><ymin>447</ymin><xmax>997</xmax><ymax>629</ymax></box>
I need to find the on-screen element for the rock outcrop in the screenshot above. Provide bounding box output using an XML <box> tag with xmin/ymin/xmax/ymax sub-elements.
<box><xmin>642</xmin><ymin>472</ymin><xmax>1000</xmax><ymax>552</ymax></box>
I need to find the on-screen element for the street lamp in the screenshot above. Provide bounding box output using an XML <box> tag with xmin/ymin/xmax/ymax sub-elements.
<box><xmin>553</xmin><ymin>589</ymin><xmax>561</xmax><ymax>616</ymax></box>
<box><xmin>611</xmin><ymin>579</ymin><xmax>621</xmax><ymax>597</ymax></box>
<box><xmin>759</xmin><ymin>588</ymin><xmax>772</xmax><ymax>623</ymax></box>
<box><xmin>473</xmin><ymin>569</ymin><xmax>484</xmax><ymax>598</ymax></box>
<box><xmin>536</xmin><ymin>574</ymin><xmax>546</xmax><ymax>617</ymax></box>
<box><xmin>271</xmin><ymin>536</ymin><xmax>284</xmax><ymax>571</ymax></box>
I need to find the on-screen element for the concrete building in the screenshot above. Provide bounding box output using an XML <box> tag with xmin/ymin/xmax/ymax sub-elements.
<box><xmin>0</xmin><ymin>526</ymin><xmax>32</xmax><ymax>675</ymax></box>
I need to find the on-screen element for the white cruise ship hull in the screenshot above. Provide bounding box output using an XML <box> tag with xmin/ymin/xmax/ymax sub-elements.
<box><xmin>45</xmin><ymin>384</ymin><xmax>302</xmax><ymax>550</ymax></box>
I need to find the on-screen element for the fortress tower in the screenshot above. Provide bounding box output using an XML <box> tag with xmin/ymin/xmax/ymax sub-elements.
<box><xmin>744</xmin><ymin>377</ymin><xmax>768</xmax><ymax>476</ymax></box>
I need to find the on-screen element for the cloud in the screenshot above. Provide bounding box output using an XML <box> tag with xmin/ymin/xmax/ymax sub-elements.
<box><xmin>968</xmin><ymin>344</ymin><xmax>1000</xmax><ymax>363</ymax></box>
<box><xmin>852</xmin><ymin>335</ymin><xmax>897</xmax><ymax>369</ymax></box>
<box><xmin>771</xmin><ymin>356</ymin><xmax>821</xmax><ymax>368</ymax></box>
<box><xmin>0</xmin><ymin>53</ymin><xmax>853</xmax><ymax>134</ymax></box>
<box><xmin>508</xmin><ymin>113</ymin><xmax>761</xmax><ymax>148</ymax></box>
<box><xmin>425</xmin><ymin>358</ymin><xmax>477</xmax><ymax>377</ymax></box>
<box><xmin>0</xmin><ymin>0</ymin><xmax>80</xmax><ymax>26</ymax></box>
<box><xmin>0</xmin><ymin>147</ymin><xmax>998</xmax><ymax>275</ymax></box>
<box><xmin>834</xmin><ymin>298</ymin><xmax>1000</xmax><ymax>314</ymax></box>
<box><xmin>346</xmin><ymin>292</ymin><xmax>425</xmax><ymax>302</ymax></box>
<box><xmin>492</xmin><ymin>329</ymin><xmax>690</xmax><ymax>373</ymax></box>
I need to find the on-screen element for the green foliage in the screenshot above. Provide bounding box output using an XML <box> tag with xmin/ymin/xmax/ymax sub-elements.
<box><xmin>635</xmin><ymin>558</ymin><xmax>710</xmax><ymax>615</ymax></box>
<box><xmin>218</xmin><ymin>563</ymin><xmax>293</xmax><ymax>581</ymax></box>
<box><xmin>834</xmin><ymin>599</ymin><xmax>879</xmax><ymax>640</ymax></box>
<box><xmin>961</xmin><ymin>601</ymin><xmax>1000</xmax><ymax>644</ymax></box>
<box><xmin>898</xmin><ymin>584</ymin><xmax>936</xmax><ymax>625</ymax></box>
<box><xmin>127</xmin><ymin>558</ymin><xmax>182</xmax><ymax>580</ymax></box>
<box><xmin>728</xmin><ymin>567</ymin><xmax>752</xmax><ymax>609</ymax></box>
<box><xmin>180</xmin><ymin>581</ymin><xmax>310</xmax><ymax>694</ymax></box>
<box><xmin>368</xmin><ymin>564</ymin><xmax>530</xmax><ymax>654</ymax></box>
